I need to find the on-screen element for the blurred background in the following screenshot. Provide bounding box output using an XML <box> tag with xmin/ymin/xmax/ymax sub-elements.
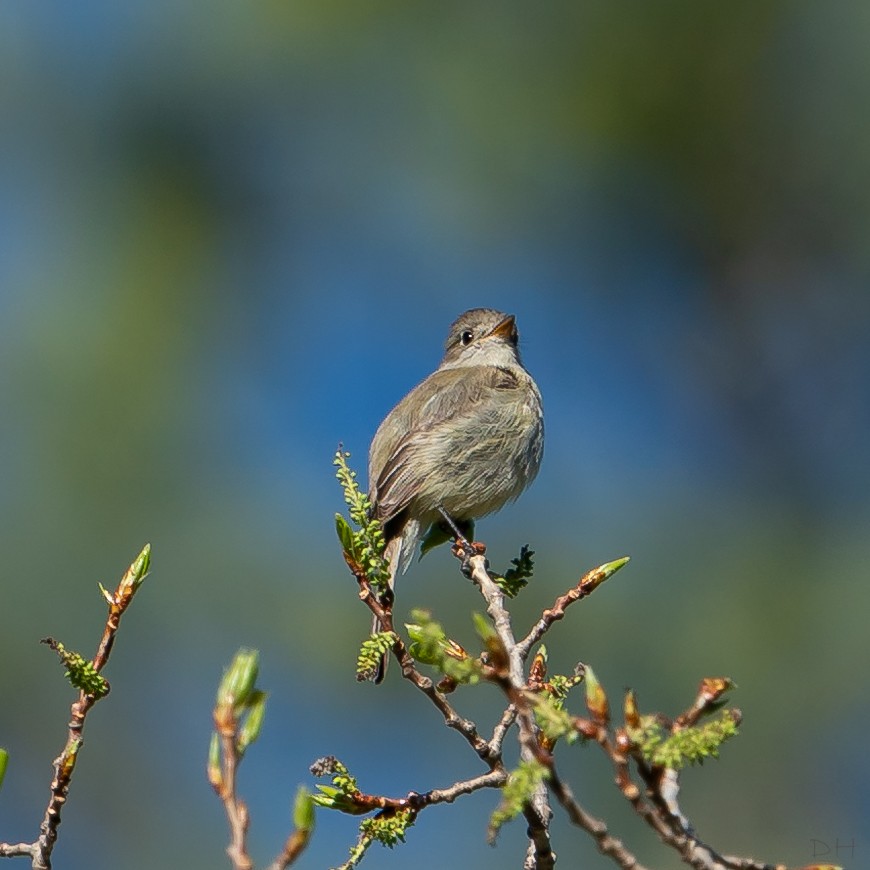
<box><xmin>1</xmin><ymin>2</ymin><xmax>868</xmax><ymax>868</ymax></box>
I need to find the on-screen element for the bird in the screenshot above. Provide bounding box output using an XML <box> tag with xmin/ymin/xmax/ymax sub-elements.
<box><xmin>366</xmin><ymin>307</ymin><xmax>544</xmax><ymax>681</ymax></box>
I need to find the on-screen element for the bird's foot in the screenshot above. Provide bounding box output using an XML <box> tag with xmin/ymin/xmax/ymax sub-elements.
<box><xmin>450</xmin><ymin>538</ymin><xmax>487</xmax><ymax>577</ymax></box>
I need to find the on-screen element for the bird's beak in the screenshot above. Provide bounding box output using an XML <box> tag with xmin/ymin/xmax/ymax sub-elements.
<box><xmin>488</xmin><ymin>314</ymin><xmax>516</xmax><ymax>340</ymax></box>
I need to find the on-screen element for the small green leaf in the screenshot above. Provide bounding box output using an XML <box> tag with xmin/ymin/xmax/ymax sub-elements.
<box><xmin>335</xmin><ymin>513</ymin><xmax>357</xmax><ymax>559</ymax></box>
<box><xmin>41</xmin><ymin>638</ymin><xmax>109</xmax><ymax>699</ymax></box>
<box><xmin>530</xmin><ymin>693</ymin><xmax>578</xmax><ymax>745</ymax></box>
<box><xmin>629</xmin><ymin>708</ymin><xmax>741</xmax><ymax>769</ymax></box>
<box><xmin>115</xmin><ymin>544</ymin><xmax>152</xmax><ymax>600</ymax></box>
<box><xmin>360</xmin><ymin>809</ymin><xmax>415</xmax><ymax>848</ymax></box>
<box><xmin>334</xmin><ymin>449</ymin><xmax>392</xmax><ymax>590</ymax></box>
<box><xmin>488</xmin><ymin>760</ymin><xmax>549</xmax><ymax>844</ymax></box>
<box><xmin>471</xmin><ymin>612</ymin><xmax>497</xmax><ymax>644</ymax></box>
<box><xmin>0</xmin><ymin>748</ymin><xmax>8</xmax><ymax>791</ymax></box>
<box><xmin>494</xmin><ymin>544</ymin><xmax>535</xmax><ymax>597</ymax></box>
<box><xmin>356</xmin><ymin>632</ymin><xmax>396</xmax><ymax>681</ymax></box>
<box><xmin>237</xmin><ymin>690</ymin><xmax>268</xmax><ymax>755</ymax></box>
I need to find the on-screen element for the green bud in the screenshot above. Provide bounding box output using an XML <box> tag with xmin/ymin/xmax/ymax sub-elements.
<box><xmin>623</xmin><ymin>689</ymin><xmax>641</xmax><ymax>729</ymax></box>
<box><xmin>237</xmin><ymin>690</ymin><xmax>268</xmax><ymax>754</ymax></box>
<box><xmin>293</xmin><ymin>786</ymin><xmax>315</xmax><ymax>832</ymax></box>
<box><xmin>217</xmin><ymin>648</ymin><xmax>260</xmax><ymax>710</ymax></box>
<box><xmin>600</xmin><ymin>555</ymin><xmax>630</xmax><ymax>576</ymax></box>
<box><xmin>0</xmin><ymin>748</ymin><xmax>8</xmax><ymax>790</ymax></box>
<box><xmin>117</xmin><ymin>544</ymin><xmax>152</xmax><ymax>599</ymax></box>
<box><xmin>579</xmin><ymin>556</ymin><xmax>630</xmax><ymax>595</ymax></box>
<box><xmin>130</xmin><ymin>544</ymin><xmax>152</xmax><ymax>587</ymax></box>
<box><xmin>584</xmin><ymin>665</ymin><xmax>610</xmax><ymax>725</ymax></box>
<box><xmin>207</xmin><ymin>732</ymin><xmax>222</xmax><ymax>790</ymax></box>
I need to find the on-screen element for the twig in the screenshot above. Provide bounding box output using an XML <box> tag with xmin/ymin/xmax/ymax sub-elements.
<box><xmin>489</xmin><ymin>705</ymin><xmax>517</xmax><ymax>756</ymax></box>
<box><xmin>338</xmin><ymin>470</ymin><xmax>800</xmax><ymax>870</ymax></box>
<box><xmin>209</xmin><ymin>652</ymin><xmax>262</xmax><ymax>870</ymax></box>
<box><xmin>321</xmin><ymin>768</ymin><xmax>510</xmax><ymax>814</ymax></box>
<box><xmin>214</xmin><ymin>727</ymin><xmax>253</xmax><ymax>870</ymax></box>
<box><xmin>455</xmin><ymin>544</ymin><xmax>556</xmax><ymax>870</ymax></box>
<box><xmin>352</xmin><ymin>564</ymin><xmax>504</xmax><ymax>767</ymax></box>
<box><xmin>581</xmin><ymin>691</ymin><xmax>796</xmax><ymax>870</ymax></box>
<box><xmin>417</xmin><ymin>769</ymin><xmax>508</xmax><ymax>806</ymax></box>
<box><xmin>398</xmin><ymin>659</ymin><xmax>502</xmax><ymax>765</ymax></box>
<box><xmin>464</xmin><ymin>552</ymin><xmax>521</xmax><ymax>681</ymax></box>
<box><xmin>0</xmin><ymin>848</ymin><xmax>32</xmax><ymax>861</ymax></box>
<box><xmin>264</xmin><ymin>833</ymin><xmax>306</xmax><ymax>870</ymax></box>
<box><xmin>547</xmin><ymin>766</ymin><xmax>648</xmax><ymax>870</ymax></box>
<box><xmin>516</xmin><ymin>557</ymin><xmax>628</xmax><ymax>661</ymax></box>
<box><xmin>210</xmin><ymin>652</ymin><xmax>311</xmax><ymax>870</ymax></box>
<box><xmin>523</xmin><ymin>803</ymin><xmax>556</xmax><ymax>870</ymax></box>
<box><xmin>0</xmin><ymin>546</ymin><xmax>151</xmax><ymax>870</ymax></box>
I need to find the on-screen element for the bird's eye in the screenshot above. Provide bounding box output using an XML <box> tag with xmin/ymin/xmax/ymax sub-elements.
<box><xmin>460</xmin><ymin>330</ymin><xmax>474</xmax><ymax>346</ymax></box>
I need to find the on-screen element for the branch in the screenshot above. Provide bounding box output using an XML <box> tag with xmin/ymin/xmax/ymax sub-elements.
<box><xmin>418</xmin><ymin>769</ymin><xmax>508</xmax><ymax>806</ymax></box>
<box><xmin>352</xmin><ymin>564</ymin><xmax>506</xmax><ymax>767</ymax></box>
<box><xmin>452</xmin><ymin>542</ymin><xmax>555</xmax><ymax>870</ymax></box>
<box><xmin>312</xmin><ymin>760</ymin><xmax>508</xmax><ymax>815</ymax></box>
<box><xmin>579</xmin><ymin>682</ymin><xmax>801</xmax><ymax>870</ymax></box>
<box><xmin>516</xmin><ymin>556</ymin><xmax>630</xmax><ymax>661</ymax></box>
<box><xmin>333</xmin><ymin>453</ymin><xmax>814</xmax><ymax>870</ymax></box>
<box><xmin>216</xmin><ymin>725</ymin><xmax>253</xmax><ymax>870</ymax></box>
<box><xmin>210</xmin><ymin>652</ymin><xmax>314</xmax><ymax>870</ymax></box>
<box><xmin>0</xmin><ymin>545</ymin><xmax>151</xmax><ymax>870</ymax></box>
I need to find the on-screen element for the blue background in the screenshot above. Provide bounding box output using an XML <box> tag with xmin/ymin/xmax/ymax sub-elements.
<box><xmin>1</xmin><ymin>3</ymin><xmax>867</xmax><ymax>869</ymax></box>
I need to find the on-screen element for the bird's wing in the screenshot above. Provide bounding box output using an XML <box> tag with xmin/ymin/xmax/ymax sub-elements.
<box><xmin>369</xmin><ymin>365</ymin><xmax>521</xmax><ymax>526</ymax></box>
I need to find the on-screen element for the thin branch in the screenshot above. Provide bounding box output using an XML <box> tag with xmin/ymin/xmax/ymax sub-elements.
<box><xmin>352</xmin><ymin>564</ymin><xmax>504</xmax><ymax>767</ymax></box>
<box><xmin>523</xmin><ymin>803</ymin><xmax>556</xmax><ymax>870</ymax></box>
<box><xmin>331</xmin><ymin>768</ymin><xmax>510</xmax><ymax>814</ymax></box>
<box><xmin>454</xmin><ymin>544</ymin><xmax>556</xmax><ymax>870</ymax></box>
<box><xmin>0</xmin><ymin>545</ymin><xmax>151</xmax><ymax>870</ymax></box>
<box><xmin>0</xmin><ymin>848</ymin><xmax>34</xmax><ymax>861</ymax></box>
<box><xmin>336</xmin><ymin>473</ymin><xmax>801</xmax><ymax>870</ymax></box>
<box><xmin>489</xmin><ymin>705</ymin><xmax>517</xmax><ymax>756</ymax></box>
<box><xmin>547</xmin><ymin>766</ymin><xmax>648</xmax><ymax>870</ymax></box>
<box><xmin>264</xmin><ymin>833</ymin><xmax>307</xmax><ymax>870</ymax></box>
<box><xmin>213</xmin><ymin>727</ymin><xmax>253</xmax><ymax>870</ymax></box>
<box><xmin>580</xmin><ymin>695</ymin><xmax>796</xmax><ymax>870</ymax></box>
<box><xmin>517</xmin><ymin>557</ymin><xmax>628</xmax><ymax>661</ymax></box>
<box><xmin>399</xmin><ymin>659</ymin><xmax>502</xmax><ymax>764</ymax></box>
<box><xmin>419</xmin><ymin>769</ymin><xmax>508</xmax><ymax>806</ymax></box>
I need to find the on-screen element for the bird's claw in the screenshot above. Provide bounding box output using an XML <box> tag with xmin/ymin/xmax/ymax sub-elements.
<box><xmin>451</xmin><ymin>538</ymin><xmax>487</xmax><ymax>577</ymax></box>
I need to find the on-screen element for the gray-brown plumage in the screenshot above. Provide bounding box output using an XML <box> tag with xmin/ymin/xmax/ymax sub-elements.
<box><xmin>367</xmin><ymin>308</ymin><xmax>544</xmax><ymax>681</ymax></box>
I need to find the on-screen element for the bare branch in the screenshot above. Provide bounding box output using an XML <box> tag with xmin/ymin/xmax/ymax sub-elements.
<box><xmin>0</xmin><ymin>847</ymin><xmax>34</xmax><ymax>861</ymax></box>
<box><xmin>213</xmin><ymin>726</ymin><xmax>253</xmax><ymax>870</ymax></box>
<box><xmin>517</xmin><ymin>557</ymin><xmax>629</xmax><ymax>661</ymax></box>
<box><xmin>419</xmin><ymin>769</ymin><xmax>508</xmax><ymax>806</ymax></box>
<box><xmin>547</xmin><ymin>766</ymin><xmax>649</xmax><ymax>870</ymax></box>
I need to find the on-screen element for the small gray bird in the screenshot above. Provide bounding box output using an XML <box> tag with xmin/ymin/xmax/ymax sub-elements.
<box><xmin>367</xmin><ymin>307</ymin><xmax>544</xmax><ymax>681</ymax></box>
